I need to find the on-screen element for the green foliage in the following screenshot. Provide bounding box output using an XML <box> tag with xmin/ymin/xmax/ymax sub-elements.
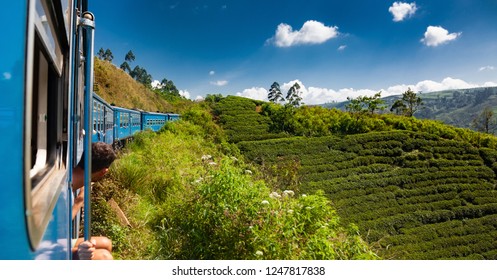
<box><xmin>390</xmin><ymin>88</ymin><xmax>423</xmax><ymax>117</ymax></box>
<box><xmin>93</xmin><ymin>117</ymin><xmax>377</xmax><ymax>260</ymax></box>
<box><xmin>234</xmin><ymin>122</ymin><xmax>497</xmax><ymax>259</ymax></box>
<box><xmin>346</xmin><ymin>92</ymin><xmax>386</xmax><ymax>114</ymax></box>
<box><xmin>160</xmin><ymin>158</ymin><xmax>377</xmax><ymax>260</ymax></box>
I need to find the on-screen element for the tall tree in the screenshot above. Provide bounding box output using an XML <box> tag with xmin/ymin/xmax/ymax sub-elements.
<box><xmin>103</xmin><ymin>48</ymin><xmax>114</xmax><ymax>62</ymax></box>
<box><xmin>268</xmin><ymin>82</ymin><xmax>284</xmax><ymax>103</ymax></box>
<box><xmin>364</xmin><ymin>92</ymin><xmax>386</xmax><ymax>114</ymax></box>
<box><xmin>472</xmin><ymin>107</ymin><xmax>497</xmax><ymax>134</ymax></box>
<box><xmin>286</xmin><ymin>82</ymin><xmax>303</xmax><ymax>107</ymax></box>
<box><xmin>158</xmin><ymin>78</ymin><xmax>180</xmax><ymax>97</ymax></box>
<box><xmin>390</xmin><ymin>88</ymin><xmax>423</xmax><ymax>117</ymax></box>
<box><xmin>390</xmin><ymin>99</ymin><xmax>407</xmax><ymax>115</ymax></box>
<box><xmin>403</xmin><ymin>88</ymin><xmax>423</xmax><ymax>117</ymax></box>
<box><xmin>125</xmin><ymin>50</ymin><xmax>135</xmax><ymax>63</ymax></box>
<box><xmin>97</xmin><ymin>48</ymin><xmax>105</xmax><ymax>60</ymax></box>
<box><xmin>120</xmin><ymin>61</ymin><xmax>131</xmax><ymax>73</ymax></box>
<box><xmin>345</xmin><ymin>96</ymin><xmax>364</xmax><ymax>113</ymax></box>
<box><xmin>130</xmin><ymin>65</ymin><xmax>152</xmax><ymax>86</ymax></box>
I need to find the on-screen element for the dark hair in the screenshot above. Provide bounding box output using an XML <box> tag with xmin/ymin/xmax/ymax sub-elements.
<box><xmin>77</xmin><ymin>142</ymin><xmax>116</xmax><ymax>173</ymax></box>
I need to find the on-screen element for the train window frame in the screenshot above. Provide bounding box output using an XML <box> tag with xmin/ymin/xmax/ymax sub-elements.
<box><xmin>34</xmin><ymin>0</ymin><xmax>63</xmax><ymax>75</ymax></box>
<box><xmin>24</xmin><ymin>0</ymin><xmax>71</xmax><ymax>249</ymax></box>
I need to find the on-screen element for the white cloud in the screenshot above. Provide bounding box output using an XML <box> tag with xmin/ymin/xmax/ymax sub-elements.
<box><xmin>389</xmin><ymin>2</ymin><xmax>418</xmax><ymax>22</ymax></box>
<box><xmin>337</xmin><ymin>45</ymin><xmax>347</xmax><ymax>51</ymax></box>
<box><xmin>421</xmin><ymin>26</ymin><xmax>461</xmax><ymax>47</ymax></box>
<box><xmin>483</xmin><ymin>81</ymin><xmax>497</xmax><ymax>87</ymax></box>
<box><xmin>151</xmin><ymin>80</ymin><xmax>162</xmax><ymax>89</ymax></box>
<box><xmin>268</xmin><ymin>20</ymin><xmax>339</xmax><ymax>47</ymax></box>
<box><xmin>236</xmin><ymin>87</ymin><xmax>268</xmax><ymax>100</ymax></box>
<box><xmin>210</xmin><ymin>80</ymin><xmax>228</xmax><ymax>86</ymax></box>
<box><xmin>479</xmin><ymin>66</ymin><xmax>495</xmax><ymax>72</ymax></box>
<box><xmin>209</xmin><ymin>70</ymin><xmax>215</xmax><ymax>75</ymax></box>
<box><xmin>235</xmin><ymin>77</ymin><xmax>496</xmax><ymax>105</ymax></box>
<box><xmin>179</xmin><ymin>90</ymin><xmax>190</xmax><ymax>99</ymax></box>
<box><xmin>195</xmin><ymin>95</ymin><xmax>205</xmax><ymax>102</ymax></box>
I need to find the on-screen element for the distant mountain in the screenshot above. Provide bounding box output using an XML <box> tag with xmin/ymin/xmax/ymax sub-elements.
<box><xmin>322</xmin><ymin>87</ymin><xmax>497</xmax><ymax>131</ymax></box>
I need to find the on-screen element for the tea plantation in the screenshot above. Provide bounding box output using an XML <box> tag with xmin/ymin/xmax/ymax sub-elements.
<box><xmin>214</xmin><ymin>95</ymin><xmax>497</xmax><ymax>260</ymax></box>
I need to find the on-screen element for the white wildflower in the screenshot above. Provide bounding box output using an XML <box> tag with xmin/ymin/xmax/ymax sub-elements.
<box><xmin>301</xmin><ymin>194</ymin><xmax>307</xmax><ymax>197</ymax></box>
<box><xmin>283</xmin><ymin>190</ymin><xmax>295</xmax><ymax>197</ymax></box>
<box><xmin>208</xmin><ymin>161</ymin><xmax>217</xmax><ymax>165</ymax></box>
<box><xmin>255</xmin><ymin>251</ymin><xmax>264</xmax><ymax>256</ymax></box>
<box><xmin>261</xmin><ymin>200</ymin><xmax>270</xmax><ymax>205</ymax></box>
<box><xmin>269</xmin><ymin>192</ymin><xmax>281</xmax><ymax>199</ymax></box>
<box><xmin>244</xmin><ymin>169</ymin><xmax>253</xmax><ymax>175</ymax></box>
<box><xmin>201</xmin><ymin>154</ymin><xmax>212</xmax><ymax>161</ymax></box>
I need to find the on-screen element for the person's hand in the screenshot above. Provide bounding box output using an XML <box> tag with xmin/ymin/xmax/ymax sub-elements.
<box><xmin>74</xmin><ymin>187</ymin><xmax>85</xmax><ymax>204</ymax></box>
<box><xmin>77</xmin><ymin>239</ymin><xmax>96</xmax><ymax>260</ymax></box>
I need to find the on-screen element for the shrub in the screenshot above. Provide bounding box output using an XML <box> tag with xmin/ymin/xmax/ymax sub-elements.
<box><xmin>159</xmin><ymin>158</ymin><xmax>378</xmax><ymax>260</ymax></box>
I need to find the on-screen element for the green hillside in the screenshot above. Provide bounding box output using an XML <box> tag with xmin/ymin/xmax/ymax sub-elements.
<box><xmin>213</xmin><ymin>95</ymin><xmax>497</xmax><ymax>260</ymax></box>
<box><xmin>323</xmin><ymin>87</ymin><xmax>497</xmax><ymax>131</ymax></box>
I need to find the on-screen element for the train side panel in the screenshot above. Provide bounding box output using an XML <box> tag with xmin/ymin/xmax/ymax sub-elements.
<box><xmin>0</xmin><ymin>0</ymin><xmax>88</xmax><ymax>259</ymax></box>
<box><xmin>113</xmin><ymin>106</ymin><xmax>141</xmax><ymax>141</ymax></box>
<box><xmin>92</xmin><ymin>93</ymin><xmax>114</xmax><ymax>144</ymax></box>
<box><xmin>141</xmin><ymin>112</ymin><xmax>168</xmax><ymax>132</ymax></box>
<box><xmin>0</xmin><ymin>0</ymin><xmax>34</xmax><ymax>259</ymax></box>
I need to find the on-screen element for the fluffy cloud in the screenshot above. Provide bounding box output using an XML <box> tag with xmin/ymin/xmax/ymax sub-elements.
<box><xmin>235</xmin><ymin>87</ymin><xmax>268</xmax><ymax>100</ymax></box>
<box><xmin>210</xmin><ymin>80</ymin><xmax>228</xmax><ymax>86</ymax></box>
<box><xmin>389</xmin><ymin>2</ymin><xmax>417</xmax><ymax>22</ymax></box>
<box><xmin>235</xmin><ymin>77</ymin><xmax>496</xmax><ymax>105</ymax></box>
<box><xmin>337</xmin><ymin>45</ymin><xmax>347</xmax><ymax>51</ymax></box>
<box><xmin>209</xmin><ymin>70</ymin><xmax>215</xmax><ymax>75</ymax></box>
<box><xmin>268</xmin><ymin>20</ymin><xmax>339</xmax><ymax>47</ymax></box>
<box><xmin>421</xmin><ymin>26</ymin><xmax>461</xmax><ymax>47</ymax></box>
<box><xmin>179</xmin><ymin>90</ymin><xmax>190</xmax><ymax>99</ymax></box>
<box><xmin>151</xmin><ymin>80</ymin><xmax>162</xmax><ymax>89</ymax></box>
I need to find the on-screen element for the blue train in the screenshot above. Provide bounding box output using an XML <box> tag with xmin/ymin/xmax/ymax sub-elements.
<box><xmin>0</xmin><ymin>0</ymin><xmax>178</xmax><ymax>260</ymax></box>
<box><xmin>92</xmin><ymin>93</ymin><xmax>179</xmax><ymax>144</ymax></box>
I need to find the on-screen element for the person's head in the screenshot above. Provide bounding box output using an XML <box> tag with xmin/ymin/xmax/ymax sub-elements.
<box><xmin>77</xmin><ymin>142</ymin><xmax>116</xmax><ymax>181</ymax></box>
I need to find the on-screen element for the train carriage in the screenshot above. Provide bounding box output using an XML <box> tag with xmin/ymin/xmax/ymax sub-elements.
<box><xmin>0</xmin><ymin>0</ymin><xmax>95</xmax><ymax>259</ymax></box>
<box><xmin>141</xmin><ymin>111</ymin><xmax>168</xmax><ymax>132</ymax></box>
<box><xmin>92</xmin><ymin>93</ymin><xmax>114</xmax><ymax>144</ymax></box>
<box><xmin>167</xmin><ymin>113</ymin><xmax>180</xmax><ymax>121</ymax></box>
<box><xmin>113</xmin><ymin>106</ymin><xmax>142</xmax><ymax>141</ymax></box>
<box><xmin>0</xmin><ymin>0</ymin><xmax>180</xmax><ymax>260</ymax></box>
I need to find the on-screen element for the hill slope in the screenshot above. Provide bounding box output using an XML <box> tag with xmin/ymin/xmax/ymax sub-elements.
<box><xmin>214</xmin><ymin>95</ymin><xmax>497</xmax><ymax>259</ymax></box>
<box><xmin>94</xmin><ymin>58</ymin><xmax>177</xmax><ymax>112</ymax></box>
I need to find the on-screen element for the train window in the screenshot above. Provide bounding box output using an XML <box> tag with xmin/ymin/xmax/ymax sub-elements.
<box><xmin>25</xmin><ymin>0</ymin><xmax>70</xmax><ymax>249</ymax></box>
<box><xmin>34</xmin><ymin>0</ymin><xmax>63</xmax><ymax>74</ymax></box>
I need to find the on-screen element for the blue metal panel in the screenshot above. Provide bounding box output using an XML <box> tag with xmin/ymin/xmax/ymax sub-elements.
<box><xmin>0</xmin><ymin>0</ymin><xmax>32</xmax><ymax>259</ymax></box>
<box><xmin>168</xmin><ymin>113</ymin><xmax>180</xmax><ymax>121</ymax></box>
<box><xmin>142</xmin><ymin>112</ymin><xmax>168</xmax><ymax>132</ymax></box>
<box><xmin>113</xmin><ymin>106</ymin><xmax>140</xmax><ymax>140</ymax></box>
<box><xmin>92</xmin><ymin>93</ymin><xmax>114</xmax><ymax>143</ymax></box>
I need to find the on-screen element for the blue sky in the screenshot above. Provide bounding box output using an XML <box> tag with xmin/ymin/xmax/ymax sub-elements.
<box><xmin>90</xmin><ymin>1</ymin><xmax>497</xmax><ymax>104</ymax></box>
